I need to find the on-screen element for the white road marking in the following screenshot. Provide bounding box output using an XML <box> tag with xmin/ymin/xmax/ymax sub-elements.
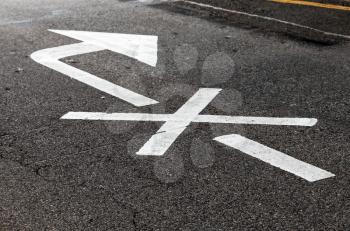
<box><xmin>214</xmin><ymin>134</ymin><xmax>335</xmax><ymax>182</ymax></box>
<box><xmin>61</xmin><ymin>112</ymin><xmax>317</xmax><ymax>127</ymax></box>
<box><xmin>136</xmin><ymin>88</ymin><xmax>221</xmax><ymax>156</ymax></box>
<box><xmin>31</xmin><ymin>30</ymin><xmax>159</xmax><ymax>107</ymax></box>
<box><xmin>60</xmin><ymin>86</ymin><xmax>330</xmax><ymax>182</ymax></box>
<box><xmin>180</xmin><ymin>0</ymin><xmax>350</xmax><ymax>41</ymax></box>
<box><xmin>49</xmin><ymin>30</ymin><xmax>158</xmax><ymax>66</ymax></box>
<box><xmin>36</xmin><ymin>30</ymin><xmax>331</xmax><ymax>182</ymax></box>
<box><xmin>193</xmin><ymin>115</ymin><xmax>317</xmax><ymax>126</ymax></box>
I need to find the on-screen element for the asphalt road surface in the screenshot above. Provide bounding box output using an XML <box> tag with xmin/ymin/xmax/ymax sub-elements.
<box><xmin>1</xmin><ymin>0</ymin><xmax>350</xmax><ymax>230</ymax></box>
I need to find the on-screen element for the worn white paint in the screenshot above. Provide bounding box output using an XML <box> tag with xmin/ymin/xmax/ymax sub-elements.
<box><xmin>61</xmin><ymin>112</ymin><xmax>317</xmax><ymax>127</ymax></box>
<box><xmin>61</xmin><ymin>109</ymin><xmax>330</xmax><ymax>182</ymax></box>
<box><xmin>36</xmin><ymin>30</ymin><xmax>331</xmax><ymax>182</ymax></box>
<box><xmin>137</xmin><ymin>88</ymin><xmax>221</xmax><ymax>156</ymax></box>
<box><xmin>61</xmin><ymin>87</ymin><xmax>321</xmax><ymax>175</ymax></box>
<box><xmin>214</xmin><ymin>134</ymin><xmax>335</xmax><ymax>182</ymax></box>
<box><xmin>31</xmin><ymin>30</ymin><xmax>159</xmax><ymax>107</ymax></box>
<box><xmin>48</xmin><ymin>30</ymin><xmax>158</xmax><ymax>66</ymax></box>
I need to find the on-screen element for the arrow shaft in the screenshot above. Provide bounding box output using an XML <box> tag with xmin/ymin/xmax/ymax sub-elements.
<box><xmin>31</xmin><ymin>42</ymin><xmax>159</xmax><ymax>107</ymax></box>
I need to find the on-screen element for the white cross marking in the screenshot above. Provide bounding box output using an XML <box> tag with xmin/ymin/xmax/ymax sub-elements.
<box><xmin>137</xmin><ymin>88</ymin><xmax>221</xmax><ymax>156</ymax></box>
<box><xmin>61</xmin><ymin>88</ymin><xmax>334</xmax><ymax>182</ymax></box>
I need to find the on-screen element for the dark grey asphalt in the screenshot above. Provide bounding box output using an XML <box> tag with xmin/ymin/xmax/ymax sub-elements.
<box><xmin>166</xmin><ymin>0</ymin><xmax>350</xmax><ymax>44</ymax></box>
<box><xmin>1</xmin><ymin>0</ymin><xmax>350</xmax><ymax>230</ymax></box>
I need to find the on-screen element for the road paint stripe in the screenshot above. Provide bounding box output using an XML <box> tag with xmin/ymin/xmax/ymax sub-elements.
<box><xmin>61</xmin><ymin>112</ymin><xmax>173</xmax><ymax>121</ymax></box>
<box><xmin>61</xmin><ymin>112</ymin><xmax>317</xmax><ymax>127</ymax></box>
<box><xmin>49</xmin><ymin>30</ymin><xmax>158</xmax><ymax>67</ymax></box>
<box><xmin>214</xmin><ymin>134</ymin><xmax>335</xmax><ymax>182</ymax></box>
<box><xmin>180</xmin><ymin>0</ymin><xmax>350</xmax><ymax>40</ymax></box>
<box><xmin>194</xmin><ymin>115</ymin><xmax>317</xmax><ymax>126</ymax></box>
<box><xmin>136</xmin><ymin>88</ymin><xmax>221</xmax><ymax>156</ymax></box>
<box><xmin>31</xmin><ymin>30</ymin><xmax>159</xmax><ymax>107</ymax></box>
<box><xmin>270</xmin><ymin>0</ymin><xmax>350</xmax><ymax>11</ymax></box>
<box><xmin>31</xmin><ymin>42</ymin><xmax>158</xmax><ymax>107</ymax></box>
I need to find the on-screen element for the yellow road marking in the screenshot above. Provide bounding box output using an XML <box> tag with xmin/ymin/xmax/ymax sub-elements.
<box><xmin>270</xmin><ymin>0</ymin><xmax>350</xmax><ymax>11</ymax></box>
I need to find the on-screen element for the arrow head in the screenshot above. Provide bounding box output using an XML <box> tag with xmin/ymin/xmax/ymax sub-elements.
<box><xmin>49</xmin><ymin>29</ymin><xmax>158</xmax><ymax>66</ymax></box>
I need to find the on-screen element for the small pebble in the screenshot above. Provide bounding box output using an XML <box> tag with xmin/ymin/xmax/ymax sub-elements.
<box><xmin>15</xmin><ymin>67</ymin><xmax>24</xmax><ymax>73</ymax></box>
<box><xmin>66</xmin><ymin>59</ymin><xmax>78</xmax><ymax>64</ymax></box>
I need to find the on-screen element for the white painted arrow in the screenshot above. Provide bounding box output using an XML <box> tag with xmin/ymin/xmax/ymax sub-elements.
<box><xmin>31</xmin><ymin>30</ymin><xmax>159</xmax><ymax>107</ymax></box>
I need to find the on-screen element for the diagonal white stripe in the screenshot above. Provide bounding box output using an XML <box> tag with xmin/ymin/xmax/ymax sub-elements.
<box><xmin>214</xmin><ymin>134</ymin><xmax>335</xmax><ymax>182</ymax></box>
<box><xmin>136</xmin><ymin>88</ymin><xmax>221</xmax><ymax>156</ymax></box>
<box><xmin>31</xmin><ymin>34</ymin><xmax>159</xmax><ymax>107</ymax></box>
